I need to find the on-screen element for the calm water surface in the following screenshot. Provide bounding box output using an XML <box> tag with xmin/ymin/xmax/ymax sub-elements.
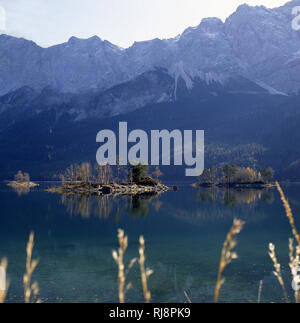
<box><xmin>0</xmin><ymin>182</ymin><xmax>300</xmax><ymax>303</ymax></box>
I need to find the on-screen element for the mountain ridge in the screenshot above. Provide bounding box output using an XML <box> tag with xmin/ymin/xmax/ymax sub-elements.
<box><xmin>1</xmin><ymin>0</ymin><xmax>300</xmax><ymax>95</ymax></box>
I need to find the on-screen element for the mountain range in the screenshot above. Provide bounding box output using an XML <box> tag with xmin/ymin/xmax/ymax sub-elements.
<box><xmin>1</xmin><ymin>1</ymin><xmax>300</xmax><ymax>96</ymax></box>
<box><xmin>0</xmin><ymin>0</ymin><xmax>300</xmax><ymax>181</ymax></box>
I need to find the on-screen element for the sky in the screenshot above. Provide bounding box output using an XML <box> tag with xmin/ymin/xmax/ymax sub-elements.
<box><xmin>0</xmin><ymin>0</ymin><xmax>290</xmax><ymax>48</ymax></box>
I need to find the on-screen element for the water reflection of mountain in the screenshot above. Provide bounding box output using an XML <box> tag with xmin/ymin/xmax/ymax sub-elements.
<box><xmin>60</xmin><ymin>193</ymin><xmax>163</xmax><ymax>220</ymax></box>
<box><xmin>165</xmin><ymin>188</ymin><xmax>275</xmax><ymax>227</ymax></box>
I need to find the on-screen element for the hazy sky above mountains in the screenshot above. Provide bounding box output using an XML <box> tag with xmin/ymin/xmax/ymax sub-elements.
<box><xmin>0</xmin><ymin>0</ymin><xmax>290</xmax><ymax>48</ymax></box>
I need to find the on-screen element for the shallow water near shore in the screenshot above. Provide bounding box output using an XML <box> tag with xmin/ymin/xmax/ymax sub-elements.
<box><xmin>0</xmin><ymin>182</ymin><xmax>299</xmax><ymax>303</ymax></box>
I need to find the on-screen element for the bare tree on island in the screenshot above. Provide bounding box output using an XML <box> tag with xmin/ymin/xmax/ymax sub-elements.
<box><xmin>152</xmin><ymin>166</ymin><xmax>163</xmax><ymax>181</ymax></box>
<box><xmin>94</xmin><ymin>164</ymin><xmax>113</xmax><ymax>185</ymax></box>
<box><xmin>14</xmin><ymin>171</ymin><xmax>30</xmax><ymax>183</ymax></box>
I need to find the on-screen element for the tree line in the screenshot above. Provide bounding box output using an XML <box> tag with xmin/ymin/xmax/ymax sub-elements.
<box><xmin>60</xmin><ymin>162</ymin><xmax>163</xmax><ymax>185</ymax></box>
<box><xmin>198</xmin><ymin>165</ymin><xmax>274</xmax><ymax>185</ymax></box>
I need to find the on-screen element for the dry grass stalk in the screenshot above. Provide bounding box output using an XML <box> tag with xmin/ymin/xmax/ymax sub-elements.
<box><xmin>139</xmin><ymin>236</ymin><xmax>153</xmax><ymax>303</ymax></box>
<box><xmin>24</xmin><ymin>232</ymin><xmax>40</xmax><ymax>303</ymax></box>
<box><xmin>0</xmin><ymin>258</ymin><xmax>9</xmax><ymax>303</ymax></box>
<box><xmin>214</xmin><ymin>218</ymin><xmax>245</xmax><ymax>303</ymax></box>
<box><xmin>268</xmin><ymin>243</ymin><xmax>288</xmax><ymax>303</ymax></box>
<box><xmin>184</xmin><ymin>291</ymin><xmax>192</xmax><ymax>303</ymax></box>
<box><xmin>276</xmin><ymin>182</ymin><xmax>300</xmax><ymax>246</ymax></box>
<box><xmin>289</xmin><ymin>238</ymin><xmax>300</xmax><ymax>303</ymax></box>
<box><xmin>112</xmin><ymin>229</ymin><xmax>136</xmax><ymax>303</ymax></box>
<box><xmin>257</xmin><ymin>280</ymin><xmax>263</xmax><ymax>303</ymax></box>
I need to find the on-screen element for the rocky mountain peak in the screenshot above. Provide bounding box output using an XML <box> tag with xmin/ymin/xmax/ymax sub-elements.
<box><xmin>198</xmin><ymin>17</ymin><xmax>224</xmax><ymax>32</ymax></box>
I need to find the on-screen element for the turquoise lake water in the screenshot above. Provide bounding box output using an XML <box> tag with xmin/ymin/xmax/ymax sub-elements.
<box><xmin>0</xmin><ymin>182</ymin><xmax>299</xmax><ymax>303</ymax></box>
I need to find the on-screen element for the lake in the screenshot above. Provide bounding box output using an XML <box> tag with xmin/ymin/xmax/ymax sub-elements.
<box><xmin>0</xmin><ymin>182</ymin><xmax>299</xmax><ymax>303</ymax></box>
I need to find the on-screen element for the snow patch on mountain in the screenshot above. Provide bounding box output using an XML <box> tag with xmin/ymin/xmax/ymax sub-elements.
<box><xmin>255</xmin><ymin>81</ymin><xmax>288</xmax><ymax>96</ymax></box>
<box><xmin>171</xmin><ymin>62</ymin><xmax>194</xmax><ymax>100</ymax></box>
<box><xmin>201</xmin><ymin>72</ymin><xmax>227</xmax><ymax>86</ymax></box>
<box><xmin>157</xmin><ymin>92</ymin><xmax>171</xmax><ymax>103</ymax></box>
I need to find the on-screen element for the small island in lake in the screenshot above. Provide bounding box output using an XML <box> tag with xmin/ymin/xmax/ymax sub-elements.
<box><xmin>195</xmin><ymin>165</ymin><xmax>275</xmax><ymax>188</ymax></box>
<box><xmin>7</xmin><ymin>171</ymin><xmax>39</xmax><ymax>189</ymax></box>
<box><xmin>47</xmin><ymin>162</ymin><xmax>170</xmax><ymax>196</ymax></box>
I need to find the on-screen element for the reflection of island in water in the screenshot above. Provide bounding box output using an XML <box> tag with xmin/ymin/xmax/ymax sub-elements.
<box><xmin>8</xmin><ymin>185</ymin><xmax>31</xmax><ymax>196</ymax></box>
<box><xmin>60</xmin><ymin>192</ymin><xmax>163</xmax><ymax>220</ymax></box>
<box><xmin>167</xmin><ymin>187</ymin><xmax>275</xmax><ymax>227</ymax></box>
<box><xmin>59</xmin><ymin>187</ymin><xmax>275</xmax><ymax>226</ymax></box>
<box><xmin>195</xmin><ymin>187</ymin><xmax>274</xmax><ymax>206</ymax></box>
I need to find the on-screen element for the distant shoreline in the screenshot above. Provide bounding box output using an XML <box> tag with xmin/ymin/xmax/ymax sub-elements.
<box><xmin>195</xmin><ymin>182</ymin><xmax>276</xmax><ymax>189</ymax></box>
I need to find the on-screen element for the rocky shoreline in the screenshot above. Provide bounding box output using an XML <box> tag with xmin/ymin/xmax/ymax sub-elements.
<box><xmin>46</xmin><ymin>182</ymin><xmax>171</xmax><ymax>196</ymax></box>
